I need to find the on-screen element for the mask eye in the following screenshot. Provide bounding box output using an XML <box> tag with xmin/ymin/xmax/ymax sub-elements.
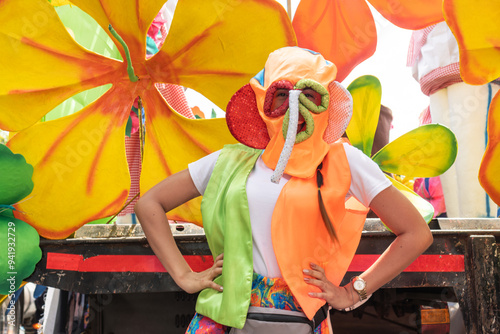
<box><xmin>302</xmin><ymin>88</ymin><xmax>322</xmax><ymax>106</ymax></box>
<box><xmin>273</xmin><ymin>89</ymin><xmax>289</xmax><ymax>108</ymax></box>
<box><xmin>264</xmin><ymin>80</ymin><xmax>294</xmax><ymax>118</ymax></box>
<box><xmin>294</xmin><ymin>79</ymin><xmax>329</xmax><ymax>114</ymax></box>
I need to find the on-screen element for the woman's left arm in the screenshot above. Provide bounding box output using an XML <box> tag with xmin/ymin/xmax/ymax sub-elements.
<box><xmin>305</xmin><ymin>185</ymin><xmax>433</xmax><ymax>309</ymax></box>
<box><xmin>356</xmin><ymin>185</ymin><xmax>433</xmax><ymax>293</ymax></box>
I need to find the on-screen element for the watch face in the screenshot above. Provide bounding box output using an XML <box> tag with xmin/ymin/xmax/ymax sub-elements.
<box><xmin>353</xmin><ymin>279</ymin><xmax>366</xmax><ymax>290</ymax></box>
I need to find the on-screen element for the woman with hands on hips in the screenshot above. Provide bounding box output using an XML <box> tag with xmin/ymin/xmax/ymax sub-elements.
<box><xmin>135</xmin><ymin>47</ymin><xmax>433</xmax><ymax>333</ymax></box>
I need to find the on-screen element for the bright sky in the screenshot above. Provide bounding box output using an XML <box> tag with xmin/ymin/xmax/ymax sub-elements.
<box><xmin>185</xmin><ymin>0</ymin><xmax>430</xmax><ymax>142</ymax></box>
<box><xmin>341</xmin><ymin>8</ymin><xmax>429</xmax><ymax>141</ymax></box>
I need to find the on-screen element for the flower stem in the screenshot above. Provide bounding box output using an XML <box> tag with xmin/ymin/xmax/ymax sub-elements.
<box><xmin>137</xmin><ymin>97</ymin><xmax>146</xmax><ymax>162</ymax></box>
<box><xmin>108</xmin><ymin>24</ymin><xmax>139</xmax><ymax>82</ymax></box>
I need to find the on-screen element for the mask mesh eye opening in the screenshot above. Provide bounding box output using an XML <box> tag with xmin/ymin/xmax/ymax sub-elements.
<box><xmin>263</xmin><ymin>80</ymin><xmax>294</xmax><ymax>118</ymax></box>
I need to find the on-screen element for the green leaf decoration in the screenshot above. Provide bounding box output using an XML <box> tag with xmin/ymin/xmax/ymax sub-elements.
<box><xmin>0</xmin><ymin>215</ymin><xmax>42</xmax><ymax>294</ymax></box>
<box><xmin>0</xmin><ymin>145</ymin><xmax>34</xmax><ymax>205</ymax></box>
<box><xmin>0</xmin><ymin>207</ymin><xmax>15</xmax><ymax>219</ymax></box>
<box><xmin>372</xmin><ymin>124</ymin><xmax>457</xmax><ymax>178</ymax></box>
<box><xmin>387</xmin><ymin>175</ymin><xmax>435</xmax><ymax>223</ymax></box>
<box><xmin>0</xmin><ymin>147</ymin><xmax>40</xmax><ymax>294</ymax></box>
<box><xmin>346</xmin><ymin>75</ymin><xmax>382</xmax><ymax>156</ymax></box>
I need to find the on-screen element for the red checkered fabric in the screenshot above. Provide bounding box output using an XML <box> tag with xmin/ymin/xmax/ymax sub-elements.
<box><xmin>407</xmin><ymin>24</ymin><xmax>436</xmax><ymax>67</ymax></box>
<box><xmin>419</xmin><ymin>63</ymin><xmax>463</xmax><ymax>96</ymax></box>
<box><xmin>418</xmin><ymin>106</ymin><xmax>432</xmax><ymax>126</ymax></box>
<box><xmin>157</xmin><ymin>83</ymin><xmax>195</xmax><ymax>119</ymax></box>
<box><xmin>119</xmin><ymin>84</ymin><xmax>194</xmax><ymax>216</ymax></box>
<box><xmin>120</xmin><ymin>131</ymin><xmax>142</xmax><ymax>215</ymax></box>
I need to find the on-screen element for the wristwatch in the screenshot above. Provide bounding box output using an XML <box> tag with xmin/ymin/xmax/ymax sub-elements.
<box><xmin>351</xmin><ymin>276</ymin><xmax>368</xmax><ymax>301</ymax></box>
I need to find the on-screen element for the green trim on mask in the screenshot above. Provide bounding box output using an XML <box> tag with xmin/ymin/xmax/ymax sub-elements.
<box><xmin>281</xmin><ymin>79</ymin><xmax>330</xmax><ymax>144</ymax></box>
<box><xmin>282</xmin><ymin>105</ymin><xmax>315</xmax><ymax>143</ymax></box>
<box><xmin>294</xmin><ymin>79</ymin><xmax>329</xmax><ymax>113</ymax></box>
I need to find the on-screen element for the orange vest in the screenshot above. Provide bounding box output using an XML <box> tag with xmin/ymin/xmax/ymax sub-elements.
<box><xmin>272</xmin><ymin>142</ymin><xmax>369</xmax><ymax>319</ymax></box>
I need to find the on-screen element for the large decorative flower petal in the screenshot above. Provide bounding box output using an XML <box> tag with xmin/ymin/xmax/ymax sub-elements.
<box><xmin>479</xmin><ymin>91</ymin><xmax>500</xmax><ymax>205</ymax></box>
<box><xmin>293</xmin><ymin>0</ymin><xmax>444</xmax><ymax>82</ymax></box>
<box><xmin>8</xmin><ymin>87</ymin><xmax>132</xmax><ymax>239</ymax></box>
<box><xmin>293</xmin><ymin>0</ymin><xmax>376</xmax><ymax>82</ymax></box>
<box><xmin>150</xmin><ymin>0</ymin><xmax>297</xmax><ymax>109</ymax></box>
<box><xmin>387</xmin><ymin>175</ymin><xmax>435</xmax><ymax>223</ymax></box>
<box><xmin>367</xmin><ymin>0</ymin><xmax>443</xmax><ymax>30</ymax></box>
<box><xmin>0</xmin><ymin>0</ymin><xmax>122</xmax><ymax>132</ymax></box>
<box><xmin>0</xmin><ymin>145</ymin><xmax>34</xmax><ymax>205</ymax></box>
<box><xmin>443</xmin><ymin>0</ymin><xmax>500</xmax><ymax>85</ymax></box>
<box><xmin>345</xmin><ymin>75</ymin><xmax>382</xmax><ymax>156</ymax></box>
<box><xmin>0</xmin><ymin>215</ymin><xmax>41</xmax><ymax>294</ymax></box>
<box><xmin>50</xmin><ymin>0</ymin><xmax>72</xmax><ymax>6</ymax></box>
<box><xmin>141</xmin><ymin>89</ymin><xmax>237</xmax><ymax>225</ymax></box>
<box><xmin>372</xmin><ymin>124</ymin><xmax>458</xmax><ymax>177</ymax></box>
<box><xmin>69</xmin><ymin>0</ymin><xmax>166</xmax><ymax>63</ymax></box>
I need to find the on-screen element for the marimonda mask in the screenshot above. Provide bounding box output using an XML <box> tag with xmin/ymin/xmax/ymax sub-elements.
<box><xmin>226</xmin><ymin>47</ymin><xmax>353</xmax><ymax>180</ymax></box>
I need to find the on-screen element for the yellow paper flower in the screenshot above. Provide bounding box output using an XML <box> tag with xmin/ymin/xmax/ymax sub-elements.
<box><xmin>0</xmin><ymin>0</ymin><xmax>296</xmax><ymax>238</ymax></box>
<box><xmin>49</xmin><ymin>0</ymin><xmax>72</xmax><ymax>6</ymax></box>
<box><xmin>444</xmin><ymin>0</ymin><xmax>500</xmax><ymax>206</ymax></box>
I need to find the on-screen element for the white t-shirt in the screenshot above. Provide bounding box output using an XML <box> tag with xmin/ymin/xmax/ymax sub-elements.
<box><xmin>188</xmin><ymin>143</ymin><xmax>391</xmax><ymax>278</ymax></box>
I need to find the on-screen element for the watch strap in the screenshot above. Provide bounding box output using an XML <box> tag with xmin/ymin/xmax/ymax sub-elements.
<box><xmin>351</xmin><ymin>276</ymin><xmax>368</xmax><ymax>301</ymax></box>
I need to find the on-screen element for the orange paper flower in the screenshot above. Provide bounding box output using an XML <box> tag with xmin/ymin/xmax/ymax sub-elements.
<box><xmin>293</xmin><ymin>0</ymin><xmax>444</xmax><ymax>82</ymax></box>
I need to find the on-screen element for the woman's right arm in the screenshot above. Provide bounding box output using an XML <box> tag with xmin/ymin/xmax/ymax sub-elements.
<box><xmin>134</xmin><ymin>169</ymin><xmax>223</xmax><ymax>294</ymax></box>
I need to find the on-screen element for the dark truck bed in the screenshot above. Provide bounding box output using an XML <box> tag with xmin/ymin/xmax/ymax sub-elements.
<box><xmin>27</xmin><ymin>218</ymin><xmax>500</xmax><ymax>333</ymax></box>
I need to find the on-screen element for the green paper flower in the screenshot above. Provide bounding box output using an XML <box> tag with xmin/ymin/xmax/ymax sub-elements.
<box><xmin>346</xmin><ymin>75</ymin><xmax>458</xmax><ymax>223</ymax></box>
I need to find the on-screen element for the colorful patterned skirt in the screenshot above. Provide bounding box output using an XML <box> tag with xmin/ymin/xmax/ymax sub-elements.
<box><xmin>185</xmin><ymin>272</ymin><xmax>329</xmax><ymax>333</ymax></box>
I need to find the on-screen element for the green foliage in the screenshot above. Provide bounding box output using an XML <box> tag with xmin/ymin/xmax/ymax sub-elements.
<box><xmin>0</xmin><ymin>145</ymin><xmax>40</xmax><ymax>294</ymax></box>
<box><xmin>0</xmin><ymin>145</ymin><xmax>34</xmax><ymax>205</ymax></box>
<box><xmin>0</xmin><ymin>215</ymin><xmax>42</xmax><ymax>294</ymax></box>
